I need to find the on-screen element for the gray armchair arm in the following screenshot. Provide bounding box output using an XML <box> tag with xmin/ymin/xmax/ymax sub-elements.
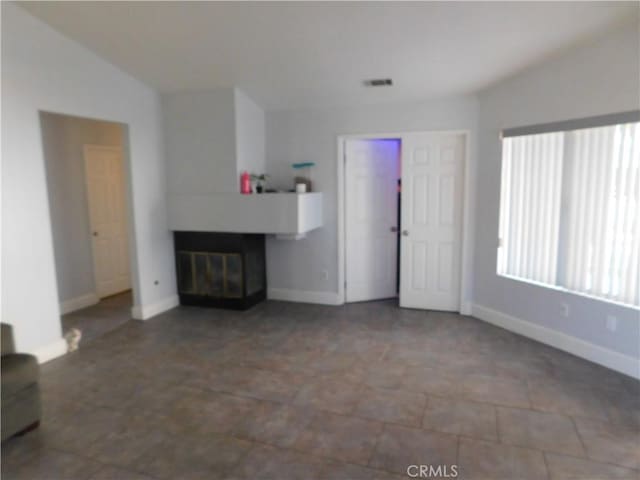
<box><xmin>1</xmin><ymin>323</ymin><xmax>16</xmax><ymax>355</ymax></box>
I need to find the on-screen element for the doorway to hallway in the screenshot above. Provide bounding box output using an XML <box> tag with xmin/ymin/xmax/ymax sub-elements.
<box><xmin>40</xmin><ymin>112</ymin><xmax>135</xmax><ymax>347</ymax></box>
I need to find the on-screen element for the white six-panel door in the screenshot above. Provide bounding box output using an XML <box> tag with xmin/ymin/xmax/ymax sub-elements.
<box><xmin>84</xmin><ymin>145</ymin><xmax>131</xmax><ymax>298</ymax></box>
<box><xmin>399</xmin><ymin>132</ymin><xmax>464</xmax><ymax>311</ymax></box>
<box><xmin>345</xmin><ymin>139</ymin><xmax>400</xmax><ymax>302</ymax></box>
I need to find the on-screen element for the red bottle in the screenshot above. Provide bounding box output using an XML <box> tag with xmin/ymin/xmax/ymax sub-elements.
<box><xmin>240</xmin><ymin>171</ymin><xmax>251</xmax><ymax>194</ymax></box>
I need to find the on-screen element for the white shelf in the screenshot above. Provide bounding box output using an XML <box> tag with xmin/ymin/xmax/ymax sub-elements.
<box><xmin>167</xmin><ymin>192</ymin><xmax>323</xmax><ymax>235</ymax></box>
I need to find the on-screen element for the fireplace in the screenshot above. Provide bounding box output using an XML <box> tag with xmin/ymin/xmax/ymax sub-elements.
<box><xmin>174</xmin><ymin>232</ymin><xmax>266</xmax><ymax>310</ymax></box>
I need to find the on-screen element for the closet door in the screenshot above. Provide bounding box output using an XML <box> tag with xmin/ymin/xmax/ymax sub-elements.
<box><xmin>400</xmin><ymin>133</ymin><xmax>464</xmax><ymax>311</ymax></box>
<box><xmin>84</xmin><ymin>145</ymin><xmax>130</xmax><ymax>298</ymax></box>
<box><xmin>345</xmin><ymin>139</ymin><xmax>400</xmax><ymax>302</ymax></box>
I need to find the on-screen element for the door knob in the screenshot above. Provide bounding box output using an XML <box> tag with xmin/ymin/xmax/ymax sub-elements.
<box><xmin>390</xmin><ymin>226</ymin><xmax>398</xmax><ymax>233</ymax></box>
<box><xmin>92</xmin><ymin>231</ymin><xmax>99</xmax><ymax>237</ymax></box>
<box><xmin>402</xmin><ymin>230</ymin><xmax>409</xmax><ymax>236</ymax></box>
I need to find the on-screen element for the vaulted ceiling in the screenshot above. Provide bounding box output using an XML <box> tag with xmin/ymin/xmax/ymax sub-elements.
<box><xmin>18</xmin><ymin>1</ymin><xmax>638</xmax><ymax>110</ymax></box>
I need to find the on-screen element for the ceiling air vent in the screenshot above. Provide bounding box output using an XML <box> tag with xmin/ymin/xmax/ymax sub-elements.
<box><xmin>363</xmin><ymin>78</ymin><xmax>393</xmax><ymax>87</ymax></box>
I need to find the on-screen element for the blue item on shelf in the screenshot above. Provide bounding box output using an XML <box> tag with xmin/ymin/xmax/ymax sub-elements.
<box><xmin>292</xmin><ymin>162</ymin><xmax>316</xmax><ymax>169</ymax></box>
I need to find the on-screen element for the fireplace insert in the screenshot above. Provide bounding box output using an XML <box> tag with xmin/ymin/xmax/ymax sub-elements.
<box><xmin>174</xmin><ymin>232</ymin><xmax>266</xmax><ymax>310</ymax></box>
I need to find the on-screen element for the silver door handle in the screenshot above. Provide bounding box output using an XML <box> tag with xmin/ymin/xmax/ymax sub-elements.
<box><xmin>390</xmin><ymin>226</ymin><xmax>398</xmax><ymax>233</ymax></box>
<box><xmin>402</xmin><ymin>230</ymin><xmax>409</xmax><ymax>236</ymax></box>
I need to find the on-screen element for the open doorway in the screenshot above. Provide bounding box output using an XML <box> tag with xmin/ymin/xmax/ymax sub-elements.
<box><xmin>339</xmin><ymin>131</ymin><xmax>471</xmax><ymax>312</ymax></box>
<box><xmin>40</xmin><ymin>112</ymin><xmax>133</xmax><ymax>344</ymax></box>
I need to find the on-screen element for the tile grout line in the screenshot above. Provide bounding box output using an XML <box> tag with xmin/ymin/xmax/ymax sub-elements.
<box><xmin>568</xmin><ymin>415</ymin><xmax>589</xmax><ymax>460</ymax></box>
<box><xmin>541</xmin><ymin>450</ymin><xmax>553</xmax><ymax>480</ymax></box>
<box><xmin>364</xmin><ymin>421</ymin><xmax>386</xmax><ymax>469</ymax></box>
<box><xmin>494</xmin><ymin>405</ymin><xmax>501</xmax><ymax>444</ymax></box>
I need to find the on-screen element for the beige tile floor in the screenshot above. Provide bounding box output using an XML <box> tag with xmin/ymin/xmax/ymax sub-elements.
<box><xmin>2</xmin><ymin>298</ymin><xmax>639</xmax><ymax>479</ymax></box>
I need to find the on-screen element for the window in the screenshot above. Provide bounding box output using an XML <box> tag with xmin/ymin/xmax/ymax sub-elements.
<box><xmin>498</xmin><ymin>113</ymin><xmax>640</xmax><ymax>308</ymax></box>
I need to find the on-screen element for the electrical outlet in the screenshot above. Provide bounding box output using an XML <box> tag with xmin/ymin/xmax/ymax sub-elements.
<box><xmin>560</xmin><ymin>303</ymin><xmax>569</xmax><ymax>318</ymax></box>
<box><xmin>321</xmin><ymin>269</ymin><xmax>329</xmax><ymax>281</ymax></box>
<box><xmin>606</xmin><ymin>315</ymin><xmax>618</xmax><ymax>332</ymax></box>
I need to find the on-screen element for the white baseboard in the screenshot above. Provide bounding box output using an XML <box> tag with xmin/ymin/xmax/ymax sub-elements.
<box><xmin>60</xmin><ymin>293</ymin><xmax>99</xmax><ymax>315</ymax></box>
<box><xmin>460</xmin><ymin>301</ymin><xmax>473</xmax><ymax>316</ymax></box>
<box><xmin>268</xmin><ymin>288</ymin><xmax>343</xmax><ymax>305</ymax></box>
<box><xmin>30</xmin><ymin>337</ymin><xmax>67</xmax><ymax>364</ymax></box>
<box><xmin>472</xmin><ymin>304</ymin><xmax>640</xmax><ymax>380</ymax></box>
<box><xmin>131</xmin><ymin>294</ymin><xmax>180</xmax><ymax>320</ymax></box>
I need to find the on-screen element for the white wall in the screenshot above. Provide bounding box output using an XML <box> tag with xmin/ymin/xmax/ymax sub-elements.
<box><xmin>265</xmin><ymin>96</ymin><xmax>478</xmax><ymax>302</ymax></box>
<box><xmin>40</xmin><ymin>113</ymin><xmax>124</xmax><ymax>305</ymax></box>
<box><xmin>1</xmin><ymin>3</ymin><xmax>176</xmax><ymax>357</ymax></box>
<box><xmin>235</xmin><ymin>89</ymin><xmax>266</xmax><ymax>178</ymax></box>
<box><xmin>474</xmin><ymin>23</ymin><xmax>640</xmax><ymax>362</ymax></box>
<box><xmin>163</xmin><ymin>88</ymin><xmax>238</xmax><ymax>194</ymax></box>
<box><xmin>163</xmin><ymin>87</ymin><xmax>266</xmax><ymax>195</ymax></box>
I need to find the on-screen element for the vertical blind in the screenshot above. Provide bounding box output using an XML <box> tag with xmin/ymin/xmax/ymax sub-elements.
<box><xmin>498</xmin><ymin>132</ymin><xmax>564</xmax><ymax>285</ymax></box>
<box><xmin>498</xmin><ymin>121</ymin><xmax>640</xmax><ymax>307</ymax></box>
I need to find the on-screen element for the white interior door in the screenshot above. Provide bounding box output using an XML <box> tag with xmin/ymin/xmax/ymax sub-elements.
<box><xmin>84</xmin><ymin>145</ymin><xmax>131</xmax><ymax>298</ymax></box>
<box><xmin>400</xmin><ymin>132</ymin><xmax>464</xmax><ymax>311</ymax></box>
<box><xmin>345</xmin><ymin>139</ymin><xmax>400</xmax><ymax>302</ymax></box>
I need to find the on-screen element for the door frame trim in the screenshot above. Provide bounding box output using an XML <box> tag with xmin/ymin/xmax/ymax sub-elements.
<box><xmin>83</xmin><ymin>144</ymin><xmax>131</xmax><ymax>299</ymax></box>
<box><xmin>337</xmin><ymin>130</ymin><xmax>473</xmax><ymax>314</ymax></box>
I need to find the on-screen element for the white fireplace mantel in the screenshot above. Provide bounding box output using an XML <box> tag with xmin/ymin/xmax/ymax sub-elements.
<box><xmin>167</xmin><ymin>192</ymin><xmax>323</xmax><ymax>236</ymax></box>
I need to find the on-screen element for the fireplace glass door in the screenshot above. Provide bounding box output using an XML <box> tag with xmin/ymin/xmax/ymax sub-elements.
<box><xmin>177</xmin><ymin>251</ymin><xmax>242</xmax><ymax>298</ymax></box>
